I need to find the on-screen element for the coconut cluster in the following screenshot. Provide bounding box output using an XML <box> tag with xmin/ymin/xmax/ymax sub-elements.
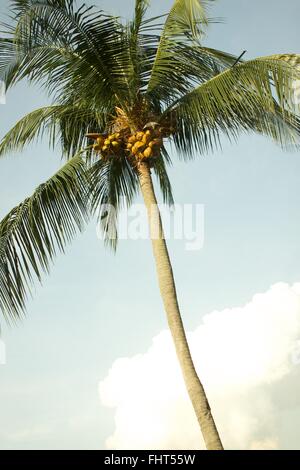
<box><xmin>90</xmin><ymin>127</ymin><xmax>170</xmax><ymax>163</ymax></box>
<box><xmin>126</xmin><ymin>129</ymin><xmax>163</xmax><ymax>160</ymax></box>
<box><xmin>92</xmin><ymin>133</ymin><xmax>121</xmax><ymax>155</ymax></box>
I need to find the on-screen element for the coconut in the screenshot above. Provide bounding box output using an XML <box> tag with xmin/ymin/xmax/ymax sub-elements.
<box><xmin>136</xmin><ymin>131</ymin><xmax>144</xmax><ymax>141</ymax></box>
<box><xmin>142</xmin><ymin>134</ymin><xmax>150</xmax><ymax>145</ymax></box>
<box><xmin>132</xmin><ymin>141</ymin><xmax>145</xmax><ymax>155</ymax></box>
<box><xmin>131</xmin><ymin>144</ymin><xmax>139</xmax><ymax>155</ymax></box>
<box><xmin>143</xmin><ymin>147</ymin><xmax>153</xmax><ymax>158</ymax></box>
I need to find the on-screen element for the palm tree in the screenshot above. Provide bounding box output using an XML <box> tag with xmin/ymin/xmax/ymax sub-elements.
<box><xmin>0</xmin><ymin>0</ymin><xmax>300</xmax><ymax>451</ymax></box>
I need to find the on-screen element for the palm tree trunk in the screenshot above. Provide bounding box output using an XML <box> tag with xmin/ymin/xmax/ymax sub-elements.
<box><xmin>138</xmin><ymin>161</ymin><xmax>223</xmax><ymax>451</ymax></box>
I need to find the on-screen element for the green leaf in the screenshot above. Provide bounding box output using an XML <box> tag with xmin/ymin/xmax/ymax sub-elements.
<box><xmin>164</xmin><ymin>54</ymin><xmax>300</xmax><ymax>157</ymax></box>
<box><xmin>89</xmin><ymin>155</ymin><xmax>139</xmax><ymax>250</ymax></box>
<box><xmin>0</xmin><ymin>154</ymin><xmax>89</xmax><ymax>320</ymax></box>
<box><xmin>147</xmin><ymin>0</ymin><xmax>215</xmax><ymax>94</ymax></box>
<box><xmin>0</xmin><ymin>0</ymin><xmax>132</xmax><ymax>108</ymax></box>
<box><xmin>0</xmin><ymin>104</ymin><xmax>106</xmax><ymax>159</ymax></box>
<box><xmin>152</xmin><ymin>148</ymin><xmax>174</xmax><ymax>206</ymax></box>
<box><xmin>134</xmin><ymin>0</ymin><xmax>150</xmax><ymax>29</ymax></box>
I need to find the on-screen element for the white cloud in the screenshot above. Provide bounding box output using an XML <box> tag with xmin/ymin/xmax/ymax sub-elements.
<box><xmin>99</xmin><ymin>282</ymin><xmax>300</xmax><ymax>450</ymax></box>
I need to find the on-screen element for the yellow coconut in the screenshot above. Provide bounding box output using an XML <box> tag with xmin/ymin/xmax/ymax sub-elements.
<box><xmin>128</xmin><ymin>135</ymin><xmax>137</xmax><ymax>144</ymax></box>
<box><xmin>143</xmin><ymin>147</ymin><xmax>153</xmax><ymax>158</ymax></box>
<box><xmin>136</xmin><ymin>131</ymin><xmax>144</xmax><ymax>141</ymax></box>
<box><xmin>111</xmin><ymin>141</ymin><xmax>119</xmax><ymax>148</ymax></box>
<box><xmin>102</xmin><ymin>145</ymin><xmax>108</xmax><ymax>152</ymax></box>
<box><xmin>145</xmin><ymin>130</ymin><xmax>152</xmax><ymax>137</ymax></box>
<box><xmin>132</xmin><ymin>141</ymin><xmax>145</xmax><ymax>155</ymax></box>
<box><xmin>126</xmin><ymin>143</ymin><xmax>133</xmax><ymax>149</ymax></box>
<box><xmin>142</xmin><ymin>134</ymin><xmax>150</xmax><ymax>145</ymax></box>
<box><xmin>104</xmin><ymin>139</ymin><xmax>111</xmax><ymax>146</ymax></box>
<box><xmin>131</xmin><ymin>145</ymin><xmax>139</xmax><ymax>155</ymax></box>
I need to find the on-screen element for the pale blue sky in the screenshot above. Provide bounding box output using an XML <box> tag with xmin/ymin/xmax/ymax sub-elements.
<box><xmin>0</xmin><ymin>0</ymin><xmax>300</xmax><ymax>449</ymax></box>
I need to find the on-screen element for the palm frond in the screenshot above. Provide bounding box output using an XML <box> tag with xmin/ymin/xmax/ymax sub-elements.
<box><xmin>0</xmin><ymin>154</ymin><xmax>89</xmax><ymax>320</ymax></box>
<box><xmin>152</xmin><ymin>147</ymin><xmax>174</xmax><ymax>206</ymax></box>
<box><xmin>0</xmin><ymin>0</ymin><xmax>131</xmax><ymax>107</ymax></box>
<box><xmin>0</xmin><ymin>104</ymin><xmax>106</xmax><ymax>159</ymax></box>
<box><xmin>163</xmin><ymin>54</ymin><xmax>300</xmax><ymax>157</ymax></box>
<box><xmin>158</xmin><ymin>0</ymin><xmax>211</xmax><ymax>40</ymax></box>
<box><xmin>148</xmin><ymin>44</ymin><xmax>240</xmax><ymax>105</ymax></box>
<box><xmin>134</xmin><ymin>0</ymin><xmax>150</xmax><ymax>28</ymax></box>
<box><xmin>89</xmin><ymin>155</ymin><xmax>139</xmax><ymax>250</ymax></box>
<box><xmin>124</xmin><ymin>0</ymin><xmax>151</xmax><ymax>97</ymax></box>
<box><xmin>147</xmin><ymin>0</ymin><xmax>215</xmax><ymax>95</ymax></box>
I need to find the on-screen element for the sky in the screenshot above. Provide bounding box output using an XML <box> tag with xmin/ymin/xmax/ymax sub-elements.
<box><xmin>0</xmin><ymin>0</ymin><xmax>300</xmax><ymax>450</ymax></box>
